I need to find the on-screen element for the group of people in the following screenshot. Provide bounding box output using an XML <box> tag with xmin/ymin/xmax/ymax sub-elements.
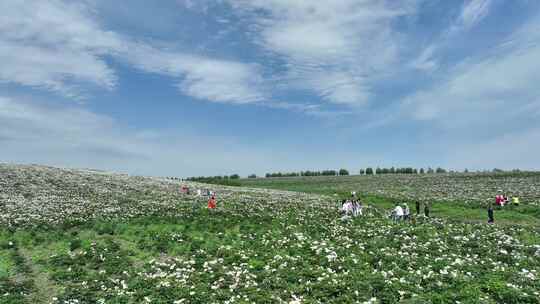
<box><xmin>488</xmin><ymin>192</ymin><xmax>521</xmax><ymax>224</ymax></box>
<box><xmin>181</xmin><ymin>185</ymin><xmax>218</xmax><ymax>209</ymax></box>
<box><xmin>495</xmin><ymin>193</ymin><xmax>520</xmax><ymax>207</ymax></box>
<box><xmin>341</xmin><ymin>199</ymin><xmax>364</xmax><ymax>217</ymax></box>
<box><xmin>391</xmin><ymin>200</ymin><xmax>432</xmax><ymax>221</ymax></box>
<box><xmin>391</xmin><ymin>203</ymin><xmax>410</xmax><ymax>221</ymax></box>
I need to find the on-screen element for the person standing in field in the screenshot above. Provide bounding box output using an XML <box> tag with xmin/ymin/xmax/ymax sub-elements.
<box><xmin>403</xmin><ymin>203</ymin><xmax>410</xmax><ymax>220</ymax></box>
<box><xmin>487</xmin><ymin>202</ymin><xmax>494</xmax><ymax>224</ymax></box>
<box><xmin>512</xmin><ymin>196</ymin><xmax>520</xmax><ymax>206</ymax></box>
<box><xmin>415</xmin><ymin>201</ymin><xmax>421</xmax><ymax>215</ymax></box>
<box><xmin>495</xmin><ymin>191</ymin><xmax>503</xmax><ymax>207</ymax></box>
<box><xmin>393</xmin><ymin>204</ymin><xmax>404</xmax><ymax>221</ymax></box>
<box><xmin>357</xmin><ymin>199</ymin><xmax>364</xmax><ymax>216</ymax></box>
<box><xmin>208</xmin><ymin>195</ymin><xmax>217</xmax><ymax>209</ymax></box>
<box><xmin>424</xmin><ymin>202</ymin><xmax>430</xmax><ymax>217</ymax></box>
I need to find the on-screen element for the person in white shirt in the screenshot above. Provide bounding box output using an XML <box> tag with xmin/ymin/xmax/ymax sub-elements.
<box><xmin>403</xmin><ymin>203</ymin><xmax>410</xmax><ymax>220</ymax></box>
<box><xmin>341</xmin><ymin>200</ymin><xmax>353</xmax><ymax>215</ymax></box>
<box><xmin>393</xmin><ymin>204</ymin><xmax>404</xmax><ymax>221</ymax></box>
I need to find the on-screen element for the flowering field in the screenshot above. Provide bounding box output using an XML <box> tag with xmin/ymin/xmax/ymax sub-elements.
<box><xmin>239</xmin><ymin>173</ymin><xmax>540</xmax><ymax>206</ymax></box>
<box><xmin>1</xmin><ymin>164</ymin><xmax>540</xmax><ymax>303</ymax></box>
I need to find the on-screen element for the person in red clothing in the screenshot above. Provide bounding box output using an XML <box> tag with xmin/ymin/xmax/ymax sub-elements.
<box><xmin>495</xmin><ymin>194</ymin><xmax>502</xmax><ymax>206</ymax></box>
<box><xmin>208</xmin><ymin>195</ymin><xmax>217</xmax><ymax>209</ymax></box>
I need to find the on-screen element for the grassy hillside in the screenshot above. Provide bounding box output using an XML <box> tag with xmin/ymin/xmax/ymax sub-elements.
<box><xmin>1</xmin><ymin>164</ymin><xmax>540</xmax><ymax>303</ymax></box>
<box><xmin>237</xmin><ymin>173</ymin><xmax>540</xmax><ymax>226</ymax></box>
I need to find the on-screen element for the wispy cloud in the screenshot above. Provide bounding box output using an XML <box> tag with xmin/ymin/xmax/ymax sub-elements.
<box><xmin>410</xmin><ymin>0</ymin><xmax>494</xmax><ymax>72</ymax></box>
<box><xmin>125</xmin><ymin>44</ymin><xmax>266</xmax><ymax>104</ymax></box>
<box><xmin>226</xmin><ymin>0</ymin><xmax>420</xmax><ymax>106</ymax></box>
<box><xmin>402</xmin><ymin>15</ymin><xmax>540</xmax><ymax>130</ymax></box>
<box><xmin>0</xmin><ymin>0</ymin><xmax>265</xmax><ymax>104</ymax></box>
<box><xmin>455</xmin><ymin>0</ymin><xmax>492</xmax><ymax>31</ymax></box>
<box><xmin>0</xmin><ymin>0</ymin><xmax>121</xmax><ymax>97</ymax></box>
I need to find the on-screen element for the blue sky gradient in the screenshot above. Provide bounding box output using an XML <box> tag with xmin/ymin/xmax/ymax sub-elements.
<box><xmin>1</xmin><ymin>0</ymin><xmax>540</xmax><ymax>176</ymax></box>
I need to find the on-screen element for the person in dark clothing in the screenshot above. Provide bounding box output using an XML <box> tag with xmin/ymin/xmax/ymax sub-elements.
<box><xmin>487</xmin><ymin>203</ymin><xmax>494</xmax><ymax>224</ymax></box>
<box><xmin>415</xmin><ymin>201</ymin><xmax>421</xmax><ymax>215</ymax></box>
<box><xmin>424</xmin><ymin>202</ymin><xmax>430</xmax><ymax>217</ymax></box>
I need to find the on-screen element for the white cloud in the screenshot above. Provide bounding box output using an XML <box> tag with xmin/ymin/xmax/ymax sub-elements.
<box><xmin>400</xmin><ymin>14</ymin><xmax>540</xmax><ymax>148</ymax></box>
<box><xmin>227</xmin><ymin>0</ymin><xmax>419</xmax><ymax>106</ymax></box>
<box><xmin>0</xmin><ymin>0</ymin><xmax>265</xmax><ymax>104</ymax></box>
<box><xmin>410</xmin><ymin>0</ymin><xmax>493</xmax><ymax>72</ymax></box>
<box><xmin>124</xmin><ymin>44</ymin><xmax>265</xmax><ymax>104</ymax></box>
<box><xmin>409</xmin><ymin>45</ymin><xmax>438</xmax><ymax>72</ymax></box>
<box><xmin>0</xmin><ymin>0</ymin><xmax>121</xmax><ymax>96</ymax></box>
<box><xmin>456</xmin><ymin>0</ymin><xmax>492</xmax><ymax>31</ymax></box>
<box><xmin>403</xmin><ymin>41</ymin><xmax>540</xmax><ymax>126</ymax></box>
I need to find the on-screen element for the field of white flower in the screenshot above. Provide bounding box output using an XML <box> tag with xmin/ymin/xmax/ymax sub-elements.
<box><xmin>239</xmin><ymin>172</ymin><xmax>540</xmax><ymax>207</ymax></box>
<box><xmin>1</xmin><ymin>164</ymin><xmax>540</xmax><ymax>303</ymax></box>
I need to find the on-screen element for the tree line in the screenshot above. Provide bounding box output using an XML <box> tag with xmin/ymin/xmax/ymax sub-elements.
<box><xmin>175</xmin><ymin>167</ymin><xmax>521</xmax><ymax>183</ymax></box>
<box><xmin>360</xmin><ymin>167</ymin><xmax>447</xmax><ymax>175</ymax></box>
<box><xmin>265</xmin><ymin>169</ymin><xmax>350</xmax><ymax>178</ymax></box>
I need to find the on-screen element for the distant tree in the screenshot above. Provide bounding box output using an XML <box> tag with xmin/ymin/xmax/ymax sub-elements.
<box><xmin>375</xmin><ymin>167</ymin><xmax>382</xmax><ymax>175</ymax></box>
<box><xmin>339</xmin><ymin>169</ymin><xmax>349</xmax><ymax>176</ymax></box>
<box><xmin>413</xmin><ymin>168</ymin><xmax>418</xmax><ymax>174</ymax></box>
<box><xmin>365</xmin><ymin>167</ymin><xmax>374</xmax><ymax>175</ymax></box>
<box><xmin>390</xmin><ymin>167</ymin><xmax>395</xmax><ymax>174</ymax></box>
<box><xmin>427</xmin><ymin>167</ymin><xmax>434</xmax><ymax>174</ymax></box>
<box><xmin>322</xmin><ymin>170</ymin><xmax>337</xmax><ymax>176</ymax></box>
<box><xmin>230</xmin><ymin>174</ymin><xmax>240</xmax><ymax>179</ymax></box>
<box><xmin>419</xmin><ymin>168</ymin><xmax>425</xmax><ymax>174</ymax></box>
<box><xmin>248</xmin><ymin>174</ymin><xmax>257</xmax><ymax>178</ymax></box>
<box><xmin>492</xmin><ymin>168</ymin><xmax>504</xmax><ymax>173</ymax></box>
<box><xmin>435</xmin><ymin>167</ymin><xmax>446</xmax><ymax>174</ymax></box>
<box><xmin>464</xmin><ymin>168</ymin><xmax>469</xmax><ymax>173</ymax></box>
<box><xmin>359</xmin><ymin>169</ymin><xmax>365</xmax><ymax>175</ymax></box>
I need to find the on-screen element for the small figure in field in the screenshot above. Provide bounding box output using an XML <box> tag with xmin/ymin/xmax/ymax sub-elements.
<box><xmin>393</xmin><ymin>203</ymin><xmax>404</xmax><ymax>221</ymax></box>
<box><xmin>503</xmin><ymin>194</ymin><xmax>510</xmax><ymax>206</ymax></box>
<box><xmin>424</xmin><ymin>202</ymin><xmax>430</xmax><ymax>217</ymax></box>
<box><xmin>512</xmin><ymin>196</ymin><xmax>520</xmax><ymax>206</ymax></box>
<box><xmin>487</xmin><ymin>202</ymin><xmax>494</xmax><ymax>224</ymax></box>
<box><xmin>415</xmin><ymin>201</ymin><xmax>421</xmax><ymax>215</ymax></box>
<box><xmin>403</xmin><ymin>203</ymin><xmax>410</xmax><ymax>220</ymax></box>
<box><xmin>352</xmin><ymin>200</ymin><xmax>363</xmax><ymax>217</ymax></box>
<box><xmin>341</xmin><ymin>199</ymin><xmax>353</xmax><ymax>216</ymax></box>
<box><xmin>356</xmin><ymin>199</ymin><xmax>364</xmax><ymax>216</ymax></box>
<box><xmin>495</xmin><ymin>191</ymin><xmax>504</xmax><ymax>207</ymax></box>
<box><xmin>181</xmin><ymin>185</ymin><xmax>189</xmax><ymax>193</ymax></box>
<box><xmin>207</xmin><ymin>195</ymin><xmax>217</xmax><ymax>209</ymax></box>
<box><xmin>196</xmin><ymin>189</ymin><xmax>202</xmax><ymax>197</ymax></box>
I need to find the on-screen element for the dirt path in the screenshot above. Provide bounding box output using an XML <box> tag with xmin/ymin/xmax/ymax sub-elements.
<box><xmin>17</xmin><ymin>248</ymin><xmax>59</xmax><ymax>304</ymax></box>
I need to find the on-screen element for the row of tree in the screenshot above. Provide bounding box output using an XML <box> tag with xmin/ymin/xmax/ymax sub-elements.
<box><xmin>179</xmin><ymin>167</ymin><xmax>518</xmax><ymax>182</ymax></box>
<box><xmin>186</xmin><ymin>174</ymin><xmax>240</xmax><ymax>182</ymax></box>
<box><xmin>359</xmin><ymin>167</ymin><xmax>447</xmax><ymax>175</ymax></box>
<box><xmin>265</xmin><ymin>169</ymin><xmax>350</xmax><ymax>178</ymax></box>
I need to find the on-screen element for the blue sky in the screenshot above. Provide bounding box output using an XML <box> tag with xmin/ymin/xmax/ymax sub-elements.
<box><xmin>1</xmin><ymin>0</ymin><xmax>540</xmax><ymax>177</ymax></box>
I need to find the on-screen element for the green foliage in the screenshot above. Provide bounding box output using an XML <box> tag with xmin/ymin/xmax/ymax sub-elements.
<box><xmin>2</xmin><ymin>164</ymin><xmax>540</xmax><ymax>303</ymax></box>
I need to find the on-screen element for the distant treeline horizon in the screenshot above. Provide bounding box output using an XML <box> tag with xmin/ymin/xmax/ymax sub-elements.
<box><xmin>175</xmin><ymin>167</ymin><xmax>524</xmax><ymax>183</ymax></box>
